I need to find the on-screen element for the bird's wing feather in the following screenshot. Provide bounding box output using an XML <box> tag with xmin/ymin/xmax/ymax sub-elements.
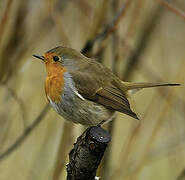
<box><xmin>96</xmin><ymin>86</ymin><xmax>139</xmax><ymax>119</ymax></box>
<box><xmin>69</xmin><ymin>61</ymin><xmax>138</xmax><ymax>119</ymax></box>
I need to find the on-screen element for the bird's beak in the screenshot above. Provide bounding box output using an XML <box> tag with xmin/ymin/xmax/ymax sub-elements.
<box><xmin>32</xmin><ymin>54</ymin><xmax>45</xmax><ymax>61</ymax></box>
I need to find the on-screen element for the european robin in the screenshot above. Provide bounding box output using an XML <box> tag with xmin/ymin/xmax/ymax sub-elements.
<box><xmin>33</xmin><ymin>46</ymin><xmax>180</xmax><ymax>126</ymax></box>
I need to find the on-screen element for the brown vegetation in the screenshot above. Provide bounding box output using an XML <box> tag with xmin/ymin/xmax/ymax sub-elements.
<box><xmin>0</xmin><ymin>0</ymin><xmax>184</xmax><ymax>179</ymax></box>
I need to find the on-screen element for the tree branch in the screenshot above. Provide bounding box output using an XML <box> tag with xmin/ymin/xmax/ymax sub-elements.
<box><xmin>122</xmin><ymin>5</ymin><xmax>164</xmax><ymax>81</ymax></box>
<box><xmin>66</xmin><ymin>126</ymin><xmax>111</xmax><ymax>180</ymax></box>
<box><xmin>81</xmin><ymin>0</ymin><xmax>133</xmax><ymax>56</ymax></box>
<box><xmin>157</xmin><ymin>0</ymin><xmax>185</xmax><ymax>20</ymax></box>
<box><xmin>0</xmin><ymin>104</ymin><xmax>50</xmax><ymax>161</ymax></box>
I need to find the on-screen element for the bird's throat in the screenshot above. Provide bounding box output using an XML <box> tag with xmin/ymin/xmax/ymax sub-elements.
<box><xmin>45</xmin><ymin>62</ymin><xmax>67</xmax><ymax>103</ymax></box>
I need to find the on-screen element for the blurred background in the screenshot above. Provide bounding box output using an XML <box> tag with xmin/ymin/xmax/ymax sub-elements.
<box><xmin>0</xmin><ymin>0</ymin><xmax>185</xmax><ymax>179</ymax></box>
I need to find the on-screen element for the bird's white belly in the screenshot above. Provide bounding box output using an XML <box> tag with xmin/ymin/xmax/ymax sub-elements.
<box><xmin>49</xmin><ymin>94</ymin><xmax>114</xmax><ymax>126</ymax></box>
<box><xmin>48</xmin><ymin>72</ymin><xmax>114</xmax><ymax>126</ymax></box>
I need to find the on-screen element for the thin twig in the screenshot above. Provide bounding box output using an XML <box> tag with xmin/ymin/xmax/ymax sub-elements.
<box><xmin>121</xmin><ymin>0</ymin><xmax>145</xmax><ymax>57</ymax></box>
<box><xmin>122</xmin><ymin>5</ymin><xmax>164</xmax><ymax>81</ymax></box>
<box><xmin>110</xmin><ymin>5</ymin><xmax>165</xmax><ymax>179</ymax></box>
<box><xmin>52</xmin><ymin>123</ymin><xmax>74</xmax><ymax>180</ymax></box>
<box><xmin>129</xmin><ymin>60</ymin><xmax>184</xmax><ymax>179</ymax></box>
<box><xmin>0</xmin><ymin>82</ymin><xmax>27</xmax><ymax>128</ymax></box>
<box><xmin>98</xmin><ymin>0</ymin><xmax>132</xmax><ymax>41</ymax></box>
<box><xmin>88</xmin><ymin>0</ymin><xmax>109</xmax><ymax>41</ymax></box>
<box><xmin>101</xmin><ymin>0</ymin><xmax>120</xmax><ymax>179</ymax></box>
<box><xmin>157</xmin><ymin>0</ymin><xmax>185</xmax><ymax>20</ymax></box>
<box><xmin>81</xmin><ymin>0</ymin><xmax>133</xmax><ymax>56</ymax></box>
<box><xmin>94</xmin><ymin>0</ymin><xmax>133</xmax><ymax>57</ymax></box>
<box><xmin>110</xmin><ymin>93</ymin><xmax>158</xmax><ymax>179</ymax></box>
<box><xmin>72</xmin><ymin>0</ymin><xmax>93</xmax><ymax>17</ymax></box>
<box><xmin>177</xmin><ymin>168</ymin><xmax>185</xmax><ymax>180</ymax></box>
<box><xmin>0</xmin><ymin>104</ymin><xmax>50</xmax><ymax>161</ymax></box>
<box><xmin>0</xmin><ymin>0</ymin><xmax>28</xmax><ymax>83</ymax></box>
<box><xmin>0</xmin><ymin>0</ymin><xmax>14</xmax><ymax>44</ymax></box>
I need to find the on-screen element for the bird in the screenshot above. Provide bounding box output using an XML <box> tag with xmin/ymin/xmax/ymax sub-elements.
<box><xmin>33</xmin><ymin>46</ymin><xmax>180</xmax><ymax>126</ymax></box>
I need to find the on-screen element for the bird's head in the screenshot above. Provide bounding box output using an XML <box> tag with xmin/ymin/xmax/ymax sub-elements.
<box><xmin>33</xmin><ymin>46</ymin><xmax>87</xmax><ymax>72</ymax></box>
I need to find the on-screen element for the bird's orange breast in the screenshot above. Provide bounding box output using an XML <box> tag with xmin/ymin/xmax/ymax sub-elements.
<box><xmin>45</xmin><ymin>62</ymin><xmax>67</xmax><ymax>103</ymax></box>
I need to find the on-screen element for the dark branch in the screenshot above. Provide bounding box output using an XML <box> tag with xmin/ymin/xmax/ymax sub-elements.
<box><xmin>122</xmin><ymin>6</ymin><xmax>164</xmax><ymax>81</ymax></box>
<box><xmin>177</xmin><ymin>168</ymin><xmax>185</xmax><ymax>180</ymax></box>
<box><xmin>0</xmin><ymin>82</ymin><xmax>27</xmax><ymax>128</ymax></box>
<box><xmin>0</xmin><ymin>104</ymin><xmax>50</xmax><ymax>161</ymax></box>
<box><xmin>81</xmin><ymin>0</ymin><xmax>132</xmax><ymax>56</ymax></box>
<box><xmin>66</xmin><ymin>126</ymin><xmax>111</xmax><ymax>180</ymax></box>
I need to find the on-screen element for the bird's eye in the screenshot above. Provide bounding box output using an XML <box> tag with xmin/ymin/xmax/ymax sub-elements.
<box><xmin>53</xmin><ymin>56</ymin><xmax>59</xmax><ymax>62</ymax></box>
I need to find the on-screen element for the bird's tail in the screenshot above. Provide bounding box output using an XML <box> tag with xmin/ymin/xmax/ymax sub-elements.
<box><xmin>122</xmin><ymin>82</ymin><xmax>180</xmax><ymax>95</ymax></box>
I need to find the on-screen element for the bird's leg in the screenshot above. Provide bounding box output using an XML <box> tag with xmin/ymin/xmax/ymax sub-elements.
<box><xmin>97</xmin><ymin>120</ymin><xmax>106</xmax><ymax>127</ymax></box>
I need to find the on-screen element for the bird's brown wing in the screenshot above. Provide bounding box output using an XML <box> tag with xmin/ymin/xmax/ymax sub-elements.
<box><xmin>70</xmin><ymin>66</ymin><xmax>139</xmax><ymax>120</ymax></box>
<box><xmin>96</xmin><ymin>85</ymin><xmax>139</xmax><ymax>119</ymax></box>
